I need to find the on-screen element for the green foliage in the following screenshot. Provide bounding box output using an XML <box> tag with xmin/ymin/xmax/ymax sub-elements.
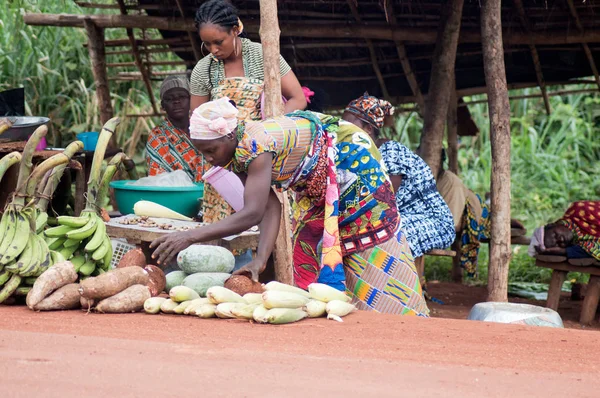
<box><xmin>390</xmin><ymin>90</ymin><xmax>600</xmax><ymax>284</ymax></box>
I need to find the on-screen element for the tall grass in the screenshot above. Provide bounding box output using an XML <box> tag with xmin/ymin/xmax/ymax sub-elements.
<box><xmin>388</xmin><ymin>89</ymin><xmax>600</xmax><ymax>284</ymax></box>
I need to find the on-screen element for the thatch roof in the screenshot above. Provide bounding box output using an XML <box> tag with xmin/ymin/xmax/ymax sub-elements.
<box><xmin>29</xmin><ymin>1</ymin><xmax>600</xmax><ymax>109</ymax></box>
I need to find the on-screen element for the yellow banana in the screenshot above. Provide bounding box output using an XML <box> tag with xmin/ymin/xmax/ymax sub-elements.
<box><xmin>66</xmin><ymin>214</ymin><xmax>97</xmax><ymax>241</ymax></box>
<box><xmin>85</xmin><ymin>214</ymin><xmax>106</xmax><ymax>252</ymax></box>
<box><xmin>0</xmin><ymin>210</ymin><xmax>31</xmax><ymax>266</ymax></box>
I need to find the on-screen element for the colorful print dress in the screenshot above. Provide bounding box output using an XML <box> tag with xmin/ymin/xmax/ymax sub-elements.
<box><xmin>227</xmin><ymin>111</ymin><xmax>429</xmax><ymax>316</ymax></box>
<box><xmin>560</xmin><ymin>201</ymin><xmax>600</xmax><ymax>260</ymax></box>
<box><xmin>379</xmin><ymin>141</ymin><xmax>456</xmax><ymax>258</ymax></box>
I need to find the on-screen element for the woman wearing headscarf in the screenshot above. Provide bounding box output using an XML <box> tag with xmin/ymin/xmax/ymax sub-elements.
<box><xmin>146</xmin><ymin>76</ymin><xmax>208</xmax><ymax>182</ymax></box>
<box><xmin>342</xmin><ymin>93</ymin><xmax>456</xmax><ymax>261</ymax></box>
<box><xmin>190</xmin><ymin>0</ymin><xmax>306</xmax><ymax>119</ymax></box>
<box><xmin>530</xmin><ymin>201</ymin><xmax>600</xmax><ymax>261</ymax></box>
<box><xmin>150</xmin><ymin>97</ymin><xmax>429</xmax><ymax>316</ymax></box>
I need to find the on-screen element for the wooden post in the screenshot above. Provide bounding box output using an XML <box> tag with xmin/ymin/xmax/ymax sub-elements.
<box><xmin>580</xmin><ymin>275</ymin><xmax>600</xmax><ymax>325</ymax></box>
<box><xmin>83</xmin><ymin>19</ymin><xmax>117</xmax><ymax>149</ymax></box>
<box><xmin>481</xmin><ymin>0</ymin><xmax>512</xmax><ymax>302</ymax></box>
<box><xmin>446</xmin><ymin>86</ymin><xmax>459</xmax><ymax>175</ymax></box>
<box><xmin>419</xmin><ymin>0</ymin><xmax>464</xmax><ymax>178</ymax></box>
<box><xmin>259</xmin><ymin>0</ymin><xmax>293</xmax><ymax>285</ymax></box>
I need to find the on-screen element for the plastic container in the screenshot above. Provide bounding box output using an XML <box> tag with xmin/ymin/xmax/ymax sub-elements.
<box><xmin>76</xmin><ymin>131</ymin><xmax>100</xmax><ymax>151</ymax></box>
<box><xmin>467</xmin><ymin>302</ymin><xmax>564</xmax><ymax>328</ymax></box>
<box><xmin>202</xmin><ymin>166</ymin><xmax>245</xmax><ymax>211</ymax></box>
<box><xmin>3</xmin><ymin>116</ymin><xmax>50</xmax><ymax>141</ymax></box>
<box><xmin>109</xmin><ymin>180</ymin><xmax>204</xmax><ymax>217</ymax></box>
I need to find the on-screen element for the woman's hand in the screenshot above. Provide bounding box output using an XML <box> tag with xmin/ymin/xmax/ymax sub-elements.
<box><xmin>232</xmin><ymin>258</ymin><xmax>267</xmax><ymax>282</ymax></box>
<box><xmin>149</xmin><ymin>231</ymin><xmax>195</xmax><ymax>266</ymax></box>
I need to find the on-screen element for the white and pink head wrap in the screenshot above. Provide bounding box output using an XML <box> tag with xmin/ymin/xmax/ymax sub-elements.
<box><xmin>190</xmin><ymin>97</ymin><xmax>239</xmax><ymax>140</ymax></box>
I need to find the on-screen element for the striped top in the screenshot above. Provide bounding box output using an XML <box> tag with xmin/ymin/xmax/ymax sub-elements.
<box><xmin>190</xmin><ymin>38</ymin><xmax>292</xmax><ymax>97</ymax></box>
<box><xmin>228</xmin><ymin>116</ymin><xmax>314</xmax><ymax>184</ymax></box>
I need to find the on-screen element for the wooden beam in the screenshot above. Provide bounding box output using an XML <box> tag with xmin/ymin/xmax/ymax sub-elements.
<box><xmin>462</xmin><ymin>88</ymin><xmax>600</xmax><ymax>106</ymax></box>
<box><xmin>259</xmin><ymin>0</ymin><xmax>293</xmax><ymax>286</ymax></box>
<box><xmin>107</xmin><ymin>60</ymin><xmax>188</xmax><ymax>68</ymax></box>
<box><xmin>174</xmin><ymin>0</ymin><xmax>202</xmax><ymax>62</ymax></box>
<box><xmin>419</xmin><ymin>0</ymin><xmax>464</xmax><ymax>179</ymax></box>
<box><xmin>82</xmin><ymin>19</ymin><xmax>116</xmax><ymax>150</ymax></box>
<box><xmin>23</xmin><ymin>14</ymin><xmax>600</xmax><ymax>45</ymax></box>
<box><xmin>566</xmin><ymin>0</ymin><xmax>600</xmax><ymax>91</ymax></box>
<box><xmin>346</xmin><ymin>0</ymin><xmax>390</xmax><ymax>100</ymax></box>
<box><xmin>384</xmin><ymin>0</ymin><xmax>426</xmax><ymax>114</ymax></box>
<box><xmin>513</xmin><ymin>0</ymin><xmax>551</xmax><ymax>114</ymax></box>
<box><xmin>114</xmin><ymin>2</ymin><xmax>158</xmax><ymax>115</ymax></box>
<box><xmin>481</xmin><ymin>0</ymin><xmax>512</xmax><ymax>303</ymax></box>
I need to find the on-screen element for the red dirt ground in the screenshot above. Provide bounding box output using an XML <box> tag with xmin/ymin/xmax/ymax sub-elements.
<box><xmin>1</xmin><ymin>291</ymin><xmax>599</xmax><ymax>397</ymax></box>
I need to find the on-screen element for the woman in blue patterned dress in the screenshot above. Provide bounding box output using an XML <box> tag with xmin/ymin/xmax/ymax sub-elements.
<box><xmin>342</xmin><ymin>93</ymin><xmax>456</xmax><ymax>259</ymax></box>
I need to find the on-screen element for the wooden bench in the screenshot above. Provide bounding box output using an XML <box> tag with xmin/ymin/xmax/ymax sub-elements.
<box><xmin>535</xmin><ymin>255</ymin><xmax>600</xmax><ymax>325</ymax></box>
<box><xmin>415</xmin><ymin>249</ymin><xmax>457</xmax><ymax>281</ymax></box>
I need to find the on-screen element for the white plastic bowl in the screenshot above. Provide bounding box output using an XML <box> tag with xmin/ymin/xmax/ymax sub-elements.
<box><xmin>467</xmin><ymin>302</ymin><xmax>564</xmax><ymax>328</ymax></box>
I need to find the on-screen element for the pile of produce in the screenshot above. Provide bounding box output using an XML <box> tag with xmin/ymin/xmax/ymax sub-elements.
<box><xmin>164</xmin><ymin>244</ymin><xmax>252</xmax><ymax>296</ymax></box>
<box><xmin>25</xmin><ymin>261</ymin><xmax>155</xmax><ymax>312</ymax></box>
<box><xmin>146</xmin><ymin>281</ymin><xmax>357</xmax><ymax>324</ymax></box>
<box><xmin>0</xmin><ymin>117</ymin><xmax>135</xmax><ymax>304</ymax></box>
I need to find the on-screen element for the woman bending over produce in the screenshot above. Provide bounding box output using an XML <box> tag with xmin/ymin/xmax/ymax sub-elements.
<box><xmin>150</xmin><ymin>98</ymin><xmax>429</xmax><ymax>316</ymax></box>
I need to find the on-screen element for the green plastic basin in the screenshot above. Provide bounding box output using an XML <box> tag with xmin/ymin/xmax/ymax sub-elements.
<box><xmin>110</xmin><ymin>180</ymin><xmax>204</xmax><ymax>218</ymax></box>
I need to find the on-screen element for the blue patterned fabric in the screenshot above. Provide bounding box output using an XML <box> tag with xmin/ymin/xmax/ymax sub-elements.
<box><xmin>379</xmin><ymin>141</ymin><xmax>456</xmax><ymax>257</ymax></box>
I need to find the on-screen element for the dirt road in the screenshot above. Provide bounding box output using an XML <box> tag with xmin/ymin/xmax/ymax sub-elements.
<box><xmin>1</xmin><ymin>306</ymin><xmax>598</xmax><ymax>397</ymax></box>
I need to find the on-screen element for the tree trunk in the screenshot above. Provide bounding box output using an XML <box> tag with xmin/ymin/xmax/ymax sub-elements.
<box><xmin>481</xmin><ymin>0</ymin><xmax>512</xmax><ymax>302</ymax></box>
<box><xmin>83</xmin><ymin>20</ymin><xmax>116</xmax><ymax>148</ymax></box>
<box><xmin>446</xmin><ymin>86</ymin><xmax>459</xmax><ymax>175</ymax></box>
<box><xmin>419</xmin><ymin>0</ymin><xmax>464</xmax><ymax>178</ymax></box>
<box><xmin>259</xmin><ymin>0</ymin><xmax>293</xmax><ymax>285</ymax></box>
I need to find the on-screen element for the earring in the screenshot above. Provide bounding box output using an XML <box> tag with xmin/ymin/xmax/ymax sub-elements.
<box><xmin>233</xmin><ymin>37</ymin><xmax>238</xmax><ymax>57</ymax></box>
<box><xmin>201</xmin><ymin>42</ymin><xmax>207</xmax><ymax>57</ymax></box>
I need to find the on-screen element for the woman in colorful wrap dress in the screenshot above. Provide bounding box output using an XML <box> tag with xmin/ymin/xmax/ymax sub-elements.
<box><xmin>342</xmin><ymin>93</ymin><xmax>456</xmax><ymax>260</ymax></box>
<box><xmin>150</xmin><ymin>98</ymin><xmax>429</xmax><ymax>316</ymax></box>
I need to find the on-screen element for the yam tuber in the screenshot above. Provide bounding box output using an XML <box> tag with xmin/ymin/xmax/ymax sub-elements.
<box><xmin>79</xmin><ymin>267</ymin><xmax>149</xmax><ymax>300</ymax></box>
<box><xmin>224</xmin><ymin>275</ymin><xmax>264</xmax><ymax>296</ymax></box>
<box><xmin>26</xmin><ymin>261</ymin><xmax>78</xmax><ymax>309</ymax></box>
<box><xmin>95</xmin><ymin>284</ymin><xmax>151</xmax><ymax>313</ymax></box>
<box><xmin>117</xmin><ymin>248</ymin><xmax>146</xmax><ymax>268</ymax></box>
<box><xmin>33</xmin><ymin>284</ymin><xmax>81</xmax><ymax>311</ymax></box>
<box><xmin>144</xmin><ymin>264</ymin><xmax>166</xmax><ymax>296</ymax></box>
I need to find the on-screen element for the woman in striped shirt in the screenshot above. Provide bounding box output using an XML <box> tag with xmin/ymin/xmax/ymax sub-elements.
<box><xmin>190</xmin><ymin>0</ymin><xmax>306</xmax><ymax>120</ymax></box>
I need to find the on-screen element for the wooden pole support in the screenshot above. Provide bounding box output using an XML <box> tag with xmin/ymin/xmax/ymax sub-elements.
<box><xmin>259</xmin><ymin>0</ymin><xmax>293</xmax><ymax>285</ymax></box>
<box><xmin>580</xmin><ymin>275</ymin><xmax>600</xmax><ymax>325</ymax></box>
<box><xmin>83</xmin><ymin>19</ymin><xmax>117</xmax><ymax>149</ymax></box>
<box><xmin>481</xmin><ymin>0</ymin><xmax>512</xmax><ymax>302</ymax></box>
<box><xmin>446</xmin><ymin>85</ymin><xmax>459</xmax><ymax>175</ymax></box>
<box><xmin>546</xmin><ymin>270</ymin><xmax>567</xmax><ymax>311</ymax></box>
<box><xmin>419</xmin><ymin>0</ymin><xmax>464</xmax><ymax>178</ymax></box>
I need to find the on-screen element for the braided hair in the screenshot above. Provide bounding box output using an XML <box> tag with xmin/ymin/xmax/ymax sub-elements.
<box><xmin>195</xmin><ymin>0</ymin><xmax>240</xmax><ymax>32</ymax></box>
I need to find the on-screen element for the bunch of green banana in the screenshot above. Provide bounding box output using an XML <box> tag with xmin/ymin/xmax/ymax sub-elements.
<box><xmin>45</xmin><ymin>210</ymin><xmax>112</xmax><ymax>276</ymax></box>
<box><xmin>39</xmin><ymin>117</ymin><xmax>122</xmax><ymax>279</ymax></box>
